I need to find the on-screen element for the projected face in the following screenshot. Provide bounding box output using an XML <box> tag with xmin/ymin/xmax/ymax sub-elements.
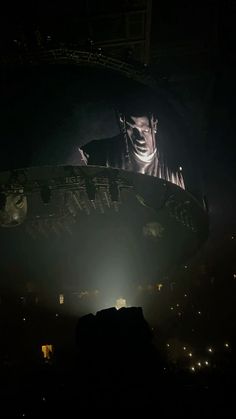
<box><xmin>126</xmin><ymin>115</ymin><xmax>157</xmax><ymax>162</ymax></box>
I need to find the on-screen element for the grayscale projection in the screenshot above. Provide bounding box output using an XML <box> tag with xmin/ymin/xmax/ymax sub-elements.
<box><xmin>79</xmin><ymin>112</ymin><xmax>185</xmax><ymax>189</ymax></box>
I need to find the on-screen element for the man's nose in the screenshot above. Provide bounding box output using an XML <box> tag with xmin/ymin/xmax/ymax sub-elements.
<box><xmin>133</xmin><ymin>127</ymin><xmax>144</xmax><ymax>140</ymax></box>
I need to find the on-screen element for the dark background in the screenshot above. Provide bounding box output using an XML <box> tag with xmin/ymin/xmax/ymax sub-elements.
<box><xmin>0</xmin><ymin>1</ymin><xmax>236</xmax><ymax>414</ymax></box>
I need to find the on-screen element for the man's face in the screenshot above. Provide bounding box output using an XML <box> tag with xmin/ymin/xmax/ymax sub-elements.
<box><xmin>126</xmin><ymin>115</ymin><xmax>157</xmax><ymax>158</ymax></box>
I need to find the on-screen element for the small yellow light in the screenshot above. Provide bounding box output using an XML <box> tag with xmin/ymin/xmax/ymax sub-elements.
<box><xmin>197</xmin><ymin>362</ymin><xmax>201</xmax><ymax>367</ymax></box>
<box><xmin>189</xmin><ymin>353</ymin><xmax>192</xmax><ymax>357</ymax></box>
<box><xmin>41</xmin><ymin>344</ymin><xmax>53</xmax><ymax>360</ymax></box>
<box><xmin>208</xmin><ymin>348</ymin><xmax>213</xmax><ymax>353</ymax></box>
<box><xmin>183</xmin><ymin>347</ymin><xmax>186</xmax><ymax>350</ymax></box>
<box><xmin>225</xmin><ymin>343</ymin><xmax>229</xmax><ymax>348</ymax></box>
<box><xmin>191</xmin><ymin>366</ymin><xmax>195</xmax><ymax>371</ymax></box>
<box><xmin>205</xmin><ymin>361</ymin><xmax>209</xmax><ymax>365</ymax></box>
<box><xmin>59</xmin><ymin>294</ymin><xmax>64</xmax><ymax>304</ymax></box>
<box><xmin>115</xmin><ymin>298</ymin><xmax>127</xmax><ymax>310</ymax></box>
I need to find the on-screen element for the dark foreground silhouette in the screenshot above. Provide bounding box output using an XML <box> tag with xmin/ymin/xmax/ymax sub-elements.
<box><xmin>1</xmin><ymin>307</ymin><xmax>235</xmax><ymax>415</ymax></box>
<box><xmin>75</xmin><ymin>307</ymin><xmax>161</xmax><ymax>408</ymax></box>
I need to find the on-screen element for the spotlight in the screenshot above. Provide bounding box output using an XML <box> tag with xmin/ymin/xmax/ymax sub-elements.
<box><xmin>0</xmin><ymin>194</ymin><xmax>27</xmax><ymax>227</ymax></box>
<box><xmin>40</xmin><ymin>186</ymin><xmax>51</xmax><ymax>204</ymax></box>
<box><xmin>115</xmin><ymin>297</ymin><xmax>127</xmax><ymax>310</ymax></box>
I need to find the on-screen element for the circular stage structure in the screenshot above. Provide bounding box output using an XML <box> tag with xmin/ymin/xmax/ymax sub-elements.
<box><xmin>0</xmin><ymin>165</ymin><xmax>208</xmax><ymax>296</ymax></box>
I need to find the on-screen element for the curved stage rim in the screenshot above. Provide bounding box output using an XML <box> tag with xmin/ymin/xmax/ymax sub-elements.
<box><xmin>0</xmin><ymin>166</ymin><xmax>208</xmax><ymax>289</ymax></box>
